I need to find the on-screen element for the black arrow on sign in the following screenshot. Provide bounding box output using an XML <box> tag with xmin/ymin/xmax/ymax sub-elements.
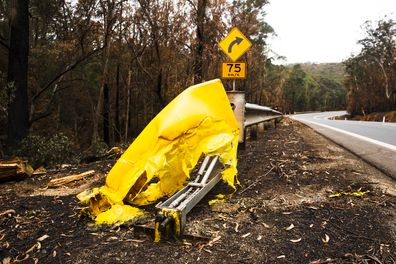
<box><xmin>228</xmin><ymin>37</ymin><xmax>243</xmax><ymax>53</ymax></box>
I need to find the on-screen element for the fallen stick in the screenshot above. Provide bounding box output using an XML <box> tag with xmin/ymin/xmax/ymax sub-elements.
<box><xmin>48</xmin><ymin>170</ymin><xmax>96</xmax><ymax>187</ymax></box>
<box><xmin>32</xmin><ymin>166</ymin><xmax>47</xmax><ymax>176</ymax></box>
<box><xmin>240</xmin><ymin>165</ymin><xmax>276</xmax><ymax>194</ymax></box>
<box><xmin>0</xmin><ymin>209</ymin><xmax>16</xmax><ymax>217</ymax></box>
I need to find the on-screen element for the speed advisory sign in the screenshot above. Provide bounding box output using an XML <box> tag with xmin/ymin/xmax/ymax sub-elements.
<box><xmin>221</xmin><ymin>62</ymin><xmax>246</xmax><ymax>79</ymax></box>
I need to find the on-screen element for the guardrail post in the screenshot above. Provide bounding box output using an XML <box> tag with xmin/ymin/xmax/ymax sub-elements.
<box><xmin>226</xmin><ymin>95</ymin><xmax>282</xmax><ymax>148</ymax></box>
<box><xmin>258</xmin><ymin>122</ymin><xmax>265</xmax><ymax>134</ymax></box>
<box><xmin>250</xmin><ymin>124</ymin><xmax>258</xmax><ymax>140</ymax></box>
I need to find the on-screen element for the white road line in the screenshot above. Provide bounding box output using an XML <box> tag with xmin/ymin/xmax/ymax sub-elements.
<box><xmin>312</xmin><ymin>112</ymin><xmax>396</xmax><ymax>127</ymax></box>
<box><xmin>292</xmin><ymin>117</ymin><xmax>396</xmax><ymax>152</ymax></box>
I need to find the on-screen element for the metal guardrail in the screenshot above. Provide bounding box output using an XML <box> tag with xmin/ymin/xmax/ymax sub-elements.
<box><xmin>245</xmin><ymin>103</ymin><xmax>282</xmax><ymax>127</ymax></box>
<box><xmin>226</xmin><ymin>92</ymin><xmax>282</xmax><ymax>143</ymax></box>
<box><xmin>153</xmin><ymin>99</ymin><xmax>283</xmax><ymax>241</ymax></box>
<box><xmin>155</xmin><ymin>156</ymin><xmax>222</xmax><ymax>241</ymax></box>
<box><xmin>245</xmin><ymin>103</ymin><xmax>282</xmax><ymax>115</ymax></box>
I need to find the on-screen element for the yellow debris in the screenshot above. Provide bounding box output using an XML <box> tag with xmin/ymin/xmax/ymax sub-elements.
<box><xmin>95</xmin><ymin>204</ymin><xmax>145</xmax><ymax>225</ymax></box>
<box><xmin>329</xmin><ymin>191</ymin><xmax>369</xmax><ymax>198</ymax></box>
<box><xmin>77</xmin><ymin>79</ymin><xmax>239</xmax><ymax>225</ymax></box>
<box><xmin>209</xmin><ymin>194</ymin><xmax>226</xmax><ymax>205</ymax></box>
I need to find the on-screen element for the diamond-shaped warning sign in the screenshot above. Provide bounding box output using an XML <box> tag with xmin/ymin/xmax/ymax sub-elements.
<box><xmin>219</xmin><ymin>27</ymin><xmax>252</xmax><ymax>62</ymax></box>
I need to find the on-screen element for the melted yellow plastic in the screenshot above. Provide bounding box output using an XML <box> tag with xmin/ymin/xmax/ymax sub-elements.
<box><xmin>95</xmin><ymin>204</ymin><xmax>145</xmax><ymax>225</ymax></box>
<box><xmin>329</xmin><ymin>191</ymin><xmax>369</xmax><ymax>198</ymax></box>
<box><xmin>77</xmin><ymin>79</ymin><xmax>239</xmax><ymax>225</ymax></box>
<box><xmin>208</xmin><ymin>194</ymin><xmax>226</xmax><ymax>205</ymax></box>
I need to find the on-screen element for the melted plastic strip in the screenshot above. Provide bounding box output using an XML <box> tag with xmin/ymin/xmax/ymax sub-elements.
<box><xmin>329</xmin><ymin>191</ymin><xmax>369</xmax><ymax>198</ymax></box>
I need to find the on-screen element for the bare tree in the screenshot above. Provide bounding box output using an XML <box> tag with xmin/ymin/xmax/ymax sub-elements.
<box><xmin>6</xmin><ymin>0</ymin><xmax>29</xmax><ymax>151</ymax></box>
<box><xmin>189</xmin><ymin>0</ymin><xmax>207</xmax><ymax>84</ymax></box>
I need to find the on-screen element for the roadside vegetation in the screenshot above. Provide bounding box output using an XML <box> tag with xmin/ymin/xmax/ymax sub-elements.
<box><xmin>344</xmin><ymin>19</ymin><xmax>396</xmax><ymax>116</ymax></box>
<box><xmin>0</xmin><ymin>0</ymin><xmax>394</xmax><ymax>166</ymax></box>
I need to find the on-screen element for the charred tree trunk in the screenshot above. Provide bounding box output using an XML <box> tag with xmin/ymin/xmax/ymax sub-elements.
<box><xmin>91</xmin><ymin>40</ymin><xmax>110</xmax><ymax>146</ymax></box>
<box><xmin>6</xmin><ymin>0</ymin><xmax>29</xmax><ymax>151</ymax></box>
<box><xmin>156</xmin><ymin>69</ymin><xmax>163</xmax><ymax>106</ymax></box>
<box><xmin>91</xmin><ymin>0</ymin><xmax>114</xmax><ymax>146</ymax></box>
<box><xmin>193</xmin><ymin>0</ymin><xmax>207</xmax><ymax>84</ymax></box>
<box><xmin>137</xmin><ymin>0</ymin><xmax>164</xmax><ymax>107</ymax></box>
<box><xmin>103</xmin><ymin>83</ymin><xmax>110</xmax><ymax>146</ymax></box>
<box><xmin>124</xmin><ymin>69</ymin><xmax>131</xmax><ymax>142</ymax></box>
<box><xmin>115</xmin><ymin>63</ymin><xmax>120</xmax><ymax>143</ymax></box>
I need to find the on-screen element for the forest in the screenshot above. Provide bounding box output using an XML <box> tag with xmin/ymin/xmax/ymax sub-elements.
<box><xmin>0</xmin><ymin>0</ymin><xmax>394</xmax><ymax>166</ymax></box>
<box><xmin>344</xmin><ymin>19</ymin><xmax>396</xmax><ymax>116</ymax></box>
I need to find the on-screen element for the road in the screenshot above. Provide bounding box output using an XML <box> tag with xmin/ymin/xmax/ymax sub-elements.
<box><xmin>291</xmin><ymin>111</ymin><xmax>396</xmax><ymax>178</ymax></box>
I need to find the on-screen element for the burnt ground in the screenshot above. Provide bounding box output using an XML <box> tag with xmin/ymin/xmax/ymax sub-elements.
<box><xmin>1</xmin><ymin>118</ymin><xmax>395</xmax><ymax>264</ymax></box>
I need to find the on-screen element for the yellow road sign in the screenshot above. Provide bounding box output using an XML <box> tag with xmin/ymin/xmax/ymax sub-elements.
<box><xmin>221</xmin><ymin>62</ymin><xmax>246</xmax><ymax>79</ymax></box>
<box><xmin>219</xmin><ymin>28</ymin><xmax>252</xmax><ymax>62</ymax></box>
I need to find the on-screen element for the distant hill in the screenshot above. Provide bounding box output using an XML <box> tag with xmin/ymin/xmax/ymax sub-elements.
<box><xmin>282</xmin><ymin>62</ymin><xmax>347</xmax><ymax>112</ymax></box>
<box><xmin>298</xmin><ymin>63</ymin><xmax>345</xmax><ymax>84</ymax></box>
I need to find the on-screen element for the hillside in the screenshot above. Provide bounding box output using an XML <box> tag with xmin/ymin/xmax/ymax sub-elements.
<box><xmin>299</xmin><ymin>63</ymin><xmax>345</xmax><ymax>84</ymax></box>
<box><xmin>282</xmin><ymin>63</ymin><xmax>347</xmax><ymax>113</ymax></box>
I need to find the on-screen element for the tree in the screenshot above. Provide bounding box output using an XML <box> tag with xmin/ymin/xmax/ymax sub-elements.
<box><xmin>6</xmin><ymin>0</ymin><xmax>29</xmax><ymax>151</ymax></box>
<box><xmin>283</xmin><ymin>64</ymin><xmax>306</xmax><ymax>113</ymax></box>
<box><xmin>137</xmin><ymin>0</ymin><xmax>165</xmax><ymax>107</ymax></box>
<box><xmin>0</xmin><ymin>0</ymin><xmax>291</xmax><ymax>159</ymax></box>
<box><xmin>344</xmin><ymin>19</ymin><xmax>396</xmax><ymax>116</ymax></box>
<box><xmin>190</xmin><ymin>0</ymin><xmax>207</xmax><ymax>84</ymax></box>
<box><xmin>91</xmin><ymin>0</ymin><xmax>117</xmax><ymax>146</ymax></box>
<box><xmin>359</xmin><ymin>20</ymin><xmax>395</xmax><ymax>100</ymax></box>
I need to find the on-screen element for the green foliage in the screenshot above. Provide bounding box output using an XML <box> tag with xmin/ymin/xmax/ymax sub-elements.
<box><xmin>281</xmin><ymin>64</ymin><xmax>346</xmax><ymax>113</ymax></box>
<box><xmin>303</xmin><ymin>75</ymin><xmax>320</xmax><ymax>110</ymax></box>
<box><xmin>283</xmin><ymin>64</ymin><xmax>306</xmax><ymax>113</ymax></box>
<box><xmin>15</xmin><ymin>133</ymin><xmax>76</xmax><ymax>167</ymax></box>
<box><xmin>86</xmin><ymin>141</ymin><xmax>109</xmax><ymax>158</ymax></box>
<box><xmin>300</xmin><ymin>63</ymin><xmax>345</xmax><ymax>84</ymax></box>
<box><xmin>0</xmin><ymin>71</ymin><xmax>16</xmax><ymax>118</ymax></box>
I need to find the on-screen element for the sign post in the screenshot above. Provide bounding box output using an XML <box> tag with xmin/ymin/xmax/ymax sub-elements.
<box><xmin>218</xmin><ymin>27</ymin><xmax>252</xmax><ymax>143</ymax></box>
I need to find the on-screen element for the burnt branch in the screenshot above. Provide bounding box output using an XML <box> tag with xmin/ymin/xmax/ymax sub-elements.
<box><xmin>32</xmin><ymin>46</ymin><xmax>105</xmax><ymax>104</ymax></box>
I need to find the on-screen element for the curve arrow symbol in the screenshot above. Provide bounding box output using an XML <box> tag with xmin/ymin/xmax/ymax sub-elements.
<box><xmin>228</xmin><ymin>37</ymin><xmax>243</xmax><ymax>53</ymax></box>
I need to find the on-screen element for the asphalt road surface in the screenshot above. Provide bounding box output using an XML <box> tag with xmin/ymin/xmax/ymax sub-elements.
<box><xmin>291</xmin><ymin>111</ymin><xmax>396</xmax><ymax>179</ymax></box>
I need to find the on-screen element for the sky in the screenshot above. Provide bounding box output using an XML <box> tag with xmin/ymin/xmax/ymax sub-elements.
<box><xmin>263</xmin><ymin>0</ymin><xmax>396</xmax><ymax>64</ymax></box>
